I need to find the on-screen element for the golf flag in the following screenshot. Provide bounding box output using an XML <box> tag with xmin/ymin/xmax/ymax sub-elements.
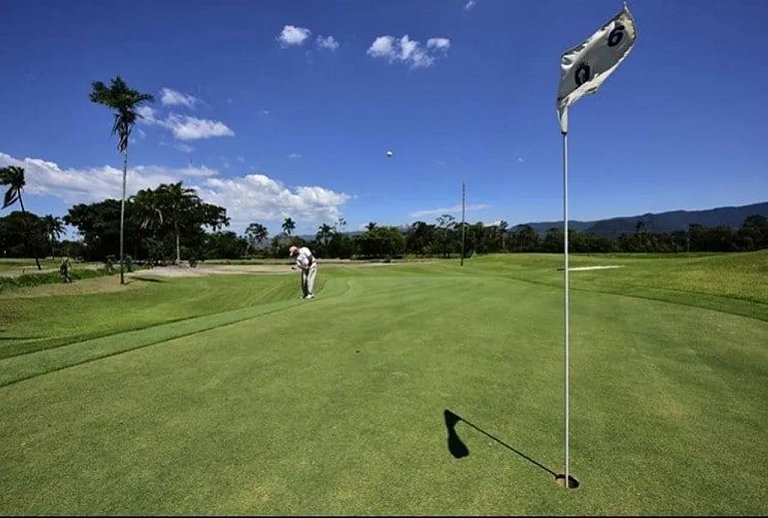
<box><xmin>557</xmin><ymin>4</ymin><xmax>637</xmax><ymax>133</ymax></box>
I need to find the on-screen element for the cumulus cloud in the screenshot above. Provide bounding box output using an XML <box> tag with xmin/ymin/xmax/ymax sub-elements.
<box><xmin>427</xmin><ymin>38</ymin><xmax>451</xmax><ymax>51</ymax></box>
<box><xmin>137</xmin><ymin>107</ymin><xmax>234</xmax><ymax>140</ymax></box>
<box><xmin>316</xmin><ymin>35</ymin><xmax>340</xmax><ymax>51</ymax></box>
<box><xmin>278</xmin><ymin>25</ymin><xmax>311</xmax><ymax>47</ymax></box>
<box><xmin>0</xmin><ymin>152</ymin><xmax>215</xmax><ymax>204</ymax></box>
<box><xmin>367</xmin><ymin>35</ymin><xmax>451</xmax><ymax>68</ymax></box>
<box><xmin>165</xmin><ymin>114</ymin><xmax>234</xmax><ymax>140</ymax></box>
<box><xmin>160</xmin><ymin>87</ymin><xmax>200</xmax><ymax>108</ymax></box>
<box><xmin>0</xmin><ymin>151</ymin><xmax>350</xmax><ymax>231</ymax></box>
<box><xmin>200</xmin><ymin>175</ymin><xmax>350</xmax><ymax>228</ymax></box>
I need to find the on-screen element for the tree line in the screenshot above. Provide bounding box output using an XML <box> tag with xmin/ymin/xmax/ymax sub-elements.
<box><xmin>2</xmin><ymin>178</ymin><xmax>766</xmax><ymax>264</ymax></box>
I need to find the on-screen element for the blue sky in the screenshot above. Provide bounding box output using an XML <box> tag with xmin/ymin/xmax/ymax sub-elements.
<box><xmin>1</xmin><ymin>0</ymin><xmax>766</xmax><ymax>237</ymax></box>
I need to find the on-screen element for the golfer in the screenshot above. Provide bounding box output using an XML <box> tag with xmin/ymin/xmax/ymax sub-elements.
<box><xmin>289</xmin><ymin>245</ymin><xmax>317</xmax><ymax>299</ymax></box>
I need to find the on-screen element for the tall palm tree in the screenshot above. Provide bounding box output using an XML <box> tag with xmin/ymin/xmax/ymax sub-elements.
<box><xmin>245</xmin><ymin>222</ymin><xmax>269</xmax><ymax>252</ymax></box>
<box><xmin>365</xmin><ymin>221</ymin><xmax>377</xmax><ymax>232</ymax></box>
<box><xmin>316</xmin><ymin>223</ymin><xmax>333</xmax><ymax>246</ymax></box>
<box><xmin>0</xmin><ymin>166</ymin><xmax>41</xmax><ymax>270</ymax></box>
<box><xmin>90</xmin><ymin>76</ymin><xmax>154</xmax><ymax>284</ymax></box>
<box><xmin>498</xmin><ymin>220</ymin><xmax>509</xmax><ymax>251</ymax></box>
<box><xmin>42</xmin><ymin>215</ymin><xmax>65</xmax><ymax>259</ymax></box>
<box><xmin>282</xmin><ymin>217</ymin><xmax>296</xmax><ymax>236</ymax></box>
<box><xmin>134</xmin><ymin>182</ymin><xmax>201</xmax><ymax>264</ymax></box>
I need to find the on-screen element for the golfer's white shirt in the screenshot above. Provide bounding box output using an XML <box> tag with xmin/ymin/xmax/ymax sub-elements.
<box><xmin>295</xmin><ymin>247</ymin><xmax>314</xmax><ymax>270</ymax></box>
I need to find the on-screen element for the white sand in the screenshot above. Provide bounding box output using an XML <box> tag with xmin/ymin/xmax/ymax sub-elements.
<box><xmin>567</xmin><ymin>265</ymin><xmax>625</xmax><ymax>271</ymax></box>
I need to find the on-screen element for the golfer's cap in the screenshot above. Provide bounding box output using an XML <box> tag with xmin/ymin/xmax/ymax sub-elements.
<box><xmin>289</xmin><ymin>246</ymin><xmax>298</xmax><ymax>255</ymax></box>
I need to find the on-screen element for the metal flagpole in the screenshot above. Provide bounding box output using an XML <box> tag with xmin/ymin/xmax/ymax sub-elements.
<box><xmin>562</xmin><ymin>129</ymin><xmax>570</xmax><ymax>488</ymax></box>
<box><xmin>461</xmin><ymin>182</ymin><xmax>466</xmax><ymax>266</ymax></box>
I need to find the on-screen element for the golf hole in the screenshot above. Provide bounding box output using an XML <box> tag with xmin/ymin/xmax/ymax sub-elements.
<box><xmin>555</xmin><ymin>474</ymin><xmax>580</xmax><ymax>489</ymax></box>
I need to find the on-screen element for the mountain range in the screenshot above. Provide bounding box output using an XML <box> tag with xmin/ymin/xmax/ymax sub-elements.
<box><xmin>511</xmin><ymin>201</ymin><xmax>768</xmax><ymax>237</ymax></box>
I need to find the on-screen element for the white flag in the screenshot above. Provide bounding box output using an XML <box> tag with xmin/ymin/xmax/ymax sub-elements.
<box><xmin>557</xmin><ymin>5</ymin><xmax>637</xmax><ymax>133</ymax></box>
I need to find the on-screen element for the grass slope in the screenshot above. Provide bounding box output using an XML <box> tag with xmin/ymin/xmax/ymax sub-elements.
<box><xmin>0</xmin><ymin>253</ymin><xmax>766</xmax><ymax>514</ymax></box>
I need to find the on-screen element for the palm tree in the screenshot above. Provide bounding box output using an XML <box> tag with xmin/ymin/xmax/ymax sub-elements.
<box><xmin>245</xmin><ymin>222</ymin><xmax>269</xmax><ymax>252</ymax></box>
<box><xmin>42</xmin><ymin>215</ymin><xmax>65</xmax><ymax>259</ymax></box>
<box><xmin>498</xmin><ymin>220</ymin><xmax>508</xmax><ymax>251</ymax></box>
<box><xmin>90</xmin><ymin>76</ymin><xmax>154</xmax><ymax>284</ymax></box>
<box><xmin>316</xmin><ymin>223</ymin><xmax>333</xmax><ymax>246</ymax></box>
<box><xmin>365</xmin><ymin>221</ymin><xmax>377</xmax><ymax>232</ymax></box>
<box><xmin>134</xmin><ymin>182</ymin><xmax>201</xmax><ymax>264</ymax></box>
<box><xmin>0</xmin><ymin>166</ymin><xmax>41</xmax><ymax>270</ymax></box>
<box><xmin>282</xmin><ymin>217</ymin><xmax>296</xmax><ymax>236</ymax></box>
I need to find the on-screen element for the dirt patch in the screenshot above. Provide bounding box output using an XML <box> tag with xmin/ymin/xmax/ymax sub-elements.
<box><xmin>132</xmin><ymin>264</ymin><xmax>295</xmax><ymax>278</ymax></box>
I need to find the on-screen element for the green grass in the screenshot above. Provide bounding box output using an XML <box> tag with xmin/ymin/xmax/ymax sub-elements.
<box><xmin>0</xmin><ymin>266</ymin><xmax>119</xmax><ymax>292</ymax></box>
<box><xmin>0</xmin><ymin>253</ymin><xmax>766</xmax><ymax>515</ymax></box>
<box><xmin>0</xmin><ymin>257</ymin><xmax>65</xmax><ymax>274</ymax></box>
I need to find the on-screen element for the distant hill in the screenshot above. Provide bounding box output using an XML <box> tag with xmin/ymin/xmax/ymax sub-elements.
<box><xmin>513</xmin><ymin>202</ymin><xmax>768</xmax><ymax>237</ymax></box>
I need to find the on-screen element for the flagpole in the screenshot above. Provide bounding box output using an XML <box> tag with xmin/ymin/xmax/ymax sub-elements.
<box><xmin>562</xmin><ymin>128</ymin><xmax>570</xmax><ymax>489</ymax></box>
<box><xmin>461</xmin><ymin>182</ymin><xmax>466</xmax><ymax>266</ymax></box>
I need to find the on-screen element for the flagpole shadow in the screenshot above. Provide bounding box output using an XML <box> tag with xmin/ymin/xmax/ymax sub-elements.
<box><xmin>444</xmin><ymin>409</ymin><xmax>573</xmax><ymax>485</ymax></box>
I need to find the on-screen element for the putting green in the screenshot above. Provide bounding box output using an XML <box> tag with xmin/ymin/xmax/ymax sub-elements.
<box><xmin>1</xmin><ymin>254</ymin><xmax>766</xmax><ymax>514</ymax></box>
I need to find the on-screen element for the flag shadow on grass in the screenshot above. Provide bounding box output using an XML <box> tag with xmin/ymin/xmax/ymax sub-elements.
<box><xmin>443</xmin><ymin>409</ymin><xmax>562</xmax><ymax>482</ymax></box>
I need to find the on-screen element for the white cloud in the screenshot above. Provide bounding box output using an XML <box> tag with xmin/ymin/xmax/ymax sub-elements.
<box><xmin>160</xmin><ymin>87</ymin><xmax>200</xmax><ymax>108</ymax></box>
<box><xmin>0</xmin><ymin>152</ymin><xmax>215</xmax><ymax>204</ymax></box>
<box><xmin>410</xmin><ymin>203</ymin><xmax>490</xmax><ymax>218</ymax></box>
<box><xmin>165</xmin><ymin>114</ymin><xmax>234</xmax><ymax>140</ymax></box>
<box><xmin>237</xmin><ymin>156</ymin><xmax>245</xmax><ymax>163</ymax></box>
<box><xmin>137</xmin><ymin>106</ymin><xmax>159</xmax><ymax>123</ymax></box>
<box><xmin>0</xmin><ymin>151</ymin><xmax>350</xmax><ymax>232</ymax></box>
<box><xmin>278</xmin><ymin>25</ymin><xmax>311</xmax><ymax>47</ymax></box>
<box><xmin>368</xmin><ymin>36</ymin><xmax>395</xmax><ymax>58</ymax></box>
<box><xmin>201</xmin><ymin>175</ymin><xmax>350</xmax><ymax>229</ymax></box>
<box><xmin>367</xmin><ymin>35</ymin><xmax>451</xmax><ymax>68</ymax></box>
<box><xmin>464</xmin><ymin>0</ymin><xmax>477</xmax><ymax>11</ymax></box>
<box><xmin>316</xmin><ymin>35</ymin><xmax>339</xmax><ymax>51</ymax></box>
<box><xmin>262</xmin><ymin>109</ymin><xmax>270</xmax><ymax>115</ymax></box>
<box><xmin>517</xmin><ymin>157</ymin><xmax>525</xmax><ymax>163</ymax></box>
<box><xmin>137</xmin><ymin>128</ymin><xmax>147</xmax><ymax>139</ymax></box>
<box><xmin>138</xmin><ymin>109</ymin><xmax>234</xmax><ymax>141</ymax></box>
<box><xmin>427</xmin><ymin>38</ymin><xmax>451</xmax><ymax>51</ymax></box>
<box><xmin>287</xmin><ymin>153</ymin><xmax>303</xmax><ymax>159</ymax></box>
<box><xmin>175</xmin><ymin>143</ymin><xmax>195</xmax><ymax>153</ymax></box>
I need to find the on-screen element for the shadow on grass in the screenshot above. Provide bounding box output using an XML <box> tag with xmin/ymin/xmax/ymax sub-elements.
<box><xmin>444</xmin><ymin>409</ymin><xmax>557</xmax><ymax>478</ymax></box>
<box><xmin>129</xmin><ymin>276</ymin><xmax>166</xmax><ymax>284</ymax></box>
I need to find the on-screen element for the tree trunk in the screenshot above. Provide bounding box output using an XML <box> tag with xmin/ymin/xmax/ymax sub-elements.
<box><xmin>18</xmin><ymin>195</ymin><xmax>41</xmax><ymax>270</ymax></box>
<box><xmin>119</xmin><ymin>153</ymin><xmax>127</xmax><ymax>284</ymax></box>
<box><xmin>175</xmin><ymin>222</ymin><xmax>181</xmax><ymax>264</ymax></box>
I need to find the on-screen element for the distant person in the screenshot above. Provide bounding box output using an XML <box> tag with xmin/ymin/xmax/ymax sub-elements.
<box><xmin>289</xmin><ymin>245</ymin><xmax>317</xmax><ymax>299</ymax></box>
<box><xmin>59</xmin><ymin>257</ymin><xmax>71</xmax><ymax>283</ymax></box>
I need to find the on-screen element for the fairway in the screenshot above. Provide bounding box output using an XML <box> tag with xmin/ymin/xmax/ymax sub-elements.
<box><xmin>1</xmin><ymin>253</ymin><xmax>767</xmax><ymax>515</ymax></box>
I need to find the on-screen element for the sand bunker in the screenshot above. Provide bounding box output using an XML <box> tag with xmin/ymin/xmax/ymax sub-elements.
<box><xmin>566</xmin><ymin>265</ymin><xmax>625</xmax><ymax>271</ymax></box>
